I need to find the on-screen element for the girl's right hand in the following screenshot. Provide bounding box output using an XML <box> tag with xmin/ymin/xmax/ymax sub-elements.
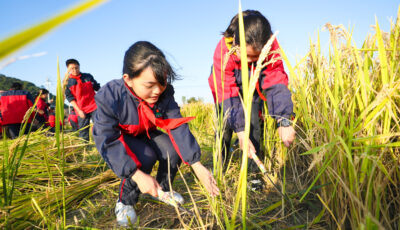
<box><xmin>131</xmin><ymin>169</ymin><xmax>161</xmax><ymax>197</ymax></box>
<box><xmin>236</xmin><ymin>131</ymin><xmax>256</xmax><ymax>159</ymax></box>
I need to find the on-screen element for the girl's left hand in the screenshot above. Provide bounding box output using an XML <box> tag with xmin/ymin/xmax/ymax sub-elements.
<box><xmin>191</xmin><ymin>162</ymin><xmax>220</xmax><ymax>197</ymax></box>
<box><xmin>236</xmin><ymin>131</ymin><xmax>256</xmax><ymax>159</ymax></box>
<box><xmin>277</xmin><ymin>126</ymin><xmax>296</xmax><ymax>147</ymax></box>
<box><xmin>76</xmin><ymin>109</ymin><xmax>86</xmax><ymax>119</ymax></box>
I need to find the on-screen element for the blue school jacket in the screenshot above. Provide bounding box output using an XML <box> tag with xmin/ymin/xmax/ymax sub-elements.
<box><xmin>93</xmin><ymin>79</ymin><xmax>201</xmax><ymax>179</ymax></box>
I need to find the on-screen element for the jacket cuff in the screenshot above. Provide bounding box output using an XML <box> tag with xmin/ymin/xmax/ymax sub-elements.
<box><xmin>188</xmin><ymin>158</ymin><xmax>200</xmax><ymax>166</ymax></box>
<box><xmin>66</xmin><ymin>96</ymin><xmax>76</xmax><ymax>103</ymax></box>
<box><xmin>187</xmin><ymin>151</ymin><xmax>201</xmax><ymax>166</ymax></box>
<box><xmin>265</xmin><ymin>84</ymin><xmax>294</xmax><ymax>121</ymax></box>
<box><xmin>234</xmin><ymin>125</ymin><xmax>245</xmax><ymax>133</ymax></box>
<box><xmin>127</xmin><ymin>167</ymin><xmax>138</xmax><ymax>180</ymax></box>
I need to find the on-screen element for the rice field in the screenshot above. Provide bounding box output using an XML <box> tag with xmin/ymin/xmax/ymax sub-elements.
<box><xmin>0</xmin><ymin>1</ymin><xmax>399</xmax><ymax>229</ymax></box>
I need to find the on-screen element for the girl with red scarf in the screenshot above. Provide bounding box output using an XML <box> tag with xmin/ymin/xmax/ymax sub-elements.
<box><xmin>93</xmin><ymin>41</ymin><xmax>219</xmax><ymax>226</ymax></box>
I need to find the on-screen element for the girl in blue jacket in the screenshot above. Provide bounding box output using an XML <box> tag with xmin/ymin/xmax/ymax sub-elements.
<box><xmin>93</xmin><ymin>41</ymin><xmax>219</xmax><ymax>226</ymax></box>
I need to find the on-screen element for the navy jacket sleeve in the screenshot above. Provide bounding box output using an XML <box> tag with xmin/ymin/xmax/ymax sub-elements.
<box><xmin>93</xmin><ymin>84</ymin><xmax>139</xmax><ymax>179</ymax></box>
<box><xmin>26</xmin><ymin>91</ymin><xmax>34</xmax><ymax>104</ymax></box>
<box><xmin>161</xmin><ymin>85</ymin><xmax>202</xmax><ymax>165</ymax></box>
<box><xmin>221</xmin><ymin>96</ymin><xmax>245</xmax><ymax>132</ymax></box>
<box><xmin>264</xmin><ymin>84</ymin><xmax>294</xmax><ymax>120</ymax></box>
<box><xmin>65</xmin><ymin>78</ymin><xmax>76</xmax><ymax>102</ymax></box>
<box><xmin>208</xmin><ymin>38</ymin><xmax>246</xmax><ymax>133</ymax></box>
<box><xmin>87</xmin><ymin>73</ymin><xmax>100</xmax><ymax>91</ymax></box>
<box><xmin>259</xmin><ymin>39</ymin><xmax>294</xmax><ymax>120</ymax></box>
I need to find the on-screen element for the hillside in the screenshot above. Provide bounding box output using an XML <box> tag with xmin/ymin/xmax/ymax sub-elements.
<box><xmin>0</xmin><ymin>73</ymin><xmax>55</xmax><ymax>99</ymax></box>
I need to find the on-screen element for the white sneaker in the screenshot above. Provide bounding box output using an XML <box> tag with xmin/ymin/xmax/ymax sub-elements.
<box><xmin>115</xmin><ymin>201</ymin><xmax>137</xmax><ymax>226</ymax></box>
<box><xmin>170</xmin><ymin>191</ymin><xmax>184</xmax><ymax>205</ymax></box>
<box><xmin>156</xmin><ymin>190</ymin><xmax>185</xmax><ymax>205</ymax></box>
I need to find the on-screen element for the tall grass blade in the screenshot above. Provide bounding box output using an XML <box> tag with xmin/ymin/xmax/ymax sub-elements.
<box><xmin>0</xmin><ymin>0</ymin><xmax>108</xmax><ymax>60</ymax></box>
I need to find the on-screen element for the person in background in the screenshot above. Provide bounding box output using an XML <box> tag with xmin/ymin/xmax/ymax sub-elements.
<box><xmin>0</xmin><ymin>113</ymin><xmax>3</xmax><ymax>138</ymax></box>
<box><xmin>64</xmin><ymin>58</ymin><xmax>100</xmax><ymax>142</ymax></box>
<box><xmin>47</xmin><ymin>105</ymin><xmax>64</xmax><ymax>133</ymax></box>
<box><xmin>208</xmin><ymin>10</ymin><xmax>296</xmax><ymax>166</ymax></box>
<box><xmin>93</xmin><ymin>41</ymin><xmax>219</xmax><ymax>226</ymax></box>
<box><xmin>0</xmin><ymin>82</ymin><xmax>34</xmax><ymax>139</ymax></box>
<box><xmin>48</xmin><ymin>106</ymin><xmax>56</xmax><ymax>133</ymax></box>
<box><xmin>34</xmin><ymin>88</ymin><xmax>51</xmax><ymax>129</ymax></box>
<box><xmin>68</xmin><ymin>108</ymin><xmax>79</xmax><ymax>132</ymax></box>
<box><xmin>0</xmin><ymin>90</ymin><xmax>3</xmax><ymax>137</ymax></box>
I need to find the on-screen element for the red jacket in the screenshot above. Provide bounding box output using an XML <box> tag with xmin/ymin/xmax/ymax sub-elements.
<box><xmin>68</xmin><ymin>110</ymin><xmax>78</xmax><ymax>124</ymax></box>
<box><xmin>65</xmin><ymin>73</ymin><xmax>100</xmax><ymax>114</ymax></box>
<box><xmin>48</xmin><ymin>113</ymin><xmax>64</xmax><ymax>128</ymax></box>
<box><xmin>208</xmin><ymin>37</ymin><xmax>293</xmax><ymax>132</ymax></box>
<box><xmin>35</xmin><ymin>97</ymin><xmax>49</xmax><ymax>122</ymax></box>
<box><xmin>48</xmin><ymin>114</ymin><xmax>55</xmax><ymax>128</ymax></box>
<box><xmin>0</xmin><ymin>90</ymin><xmax>34</xmax><ymax>125</ymax></box>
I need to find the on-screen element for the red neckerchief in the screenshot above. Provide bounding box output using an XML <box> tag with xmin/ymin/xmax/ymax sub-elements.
<box><xmin>69</xmin><ymin>74</ymin><xmax>82</xmax><ymax>80</ymax></box>
<box><xmin>124</xmin><ymin>82</ymin><xmax>195</xmax><ymax>165</ymax></box>
<box><xmin>256</xmin><ymin>80</ymin><xmax>267</xmax><ymax>101</ymax></box>
<box><xmin>124</xmin><ymin>82</ymin><xmax>194</xmax><ymax>138</ymax></box>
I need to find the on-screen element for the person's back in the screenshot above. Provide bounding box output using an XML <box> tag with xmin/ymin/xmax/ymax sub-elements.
<box><xmin>0</xmin><ymin>83</ymin><xmax>34</xmax><ymax>138</ymax></box>
<box><xmin>1</xmin><ymin>90</ymin><xmax>33</xmax><ymax>125</ymax></box>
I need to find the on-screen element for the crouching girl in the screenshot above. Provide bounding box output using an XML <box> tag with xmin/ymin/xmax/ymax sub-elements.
<box><xmin>93</xmin><ymin>41</ymin><xmax>219</xmax><ymax>226</ymax></box>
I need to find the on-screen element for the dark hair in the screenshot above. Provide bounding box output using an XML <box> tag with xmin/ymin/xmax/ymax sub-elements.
<box><xmin>39</xmin><ymin>88</ymin><xmax>49</xmax><ymax>95</ymax></box>
<box><xmin>10</xmin><ymin>82</ymin><xmax>23</xmax><ymax>90</ymax></box>
<box><xmin>122</xmin><ymin>41</ymin><xmax>177</xmax><ymax>86</ymax></box>
<box><xmin>66</xmin><ymin>59</ymin><xmax>80</xmax><ymax>67</ymax></box>
<box><xmin>223</xmin><ymin>10</ymin><xmax>272</xmax><ymax>51</ymax></box>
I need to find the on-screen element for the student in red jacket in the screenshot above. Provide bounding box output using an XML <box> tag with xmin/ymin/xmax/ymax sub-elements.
<box><xmin>64</xmin><ymin>59</ymin><xmax>100</xmax><ymax>141</ymax></box>
<box><xmin>0</xmin><ymin>116</ymin><xmax>3</xmax><ymax>137</ymax></box>
<box><xmin>47</xmin><ymin>106</ymin><xmax>64</xmax><ymax>133</ymax></box>
<box><xmin>0</xmin><ymin>82</ymin><xmax>34</xmax><ymax>139</ymax></box>
<box><xmin>93</xmin><ymin>41</ymin><xmax>219</xmax><ymax>226</ymax></box>
<box><xmin>48</xmin><ymin>109</ymin><xmax>56</xmax><ymax>133</ymax></box>
<box><xmin>68</xmin><ymin>109</ymin><xmax>79</xmax><ymax>132</ymax></box>
<box><xmin>208</xmin><ymin>10</ymin><xmax>296</xmax><ymax>165</ymax></box>
<box><xmin>35</xmin><ymin>88</ymin><xmax>51</xmax><ymax>128</ymax></box>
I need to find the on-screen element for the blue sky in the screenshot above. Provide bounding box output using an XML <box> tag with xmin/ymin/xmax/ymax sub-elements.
<box><xmin>0</xmin><ymin>0</ymin><xmax>398</xmax><ymax>104</ymax></box>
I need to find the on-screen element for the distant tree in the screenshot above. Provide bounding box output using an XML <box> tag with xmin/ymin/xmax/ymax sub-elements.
<box><xmin>182</xmin><ymin>96</ymin><xmax>186</xmax><ymax>104</ymax></box>
<box><xmin>186</xmin><ymin>97</ymin><xmax>203</xmax><ymax>104</ymax></box>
